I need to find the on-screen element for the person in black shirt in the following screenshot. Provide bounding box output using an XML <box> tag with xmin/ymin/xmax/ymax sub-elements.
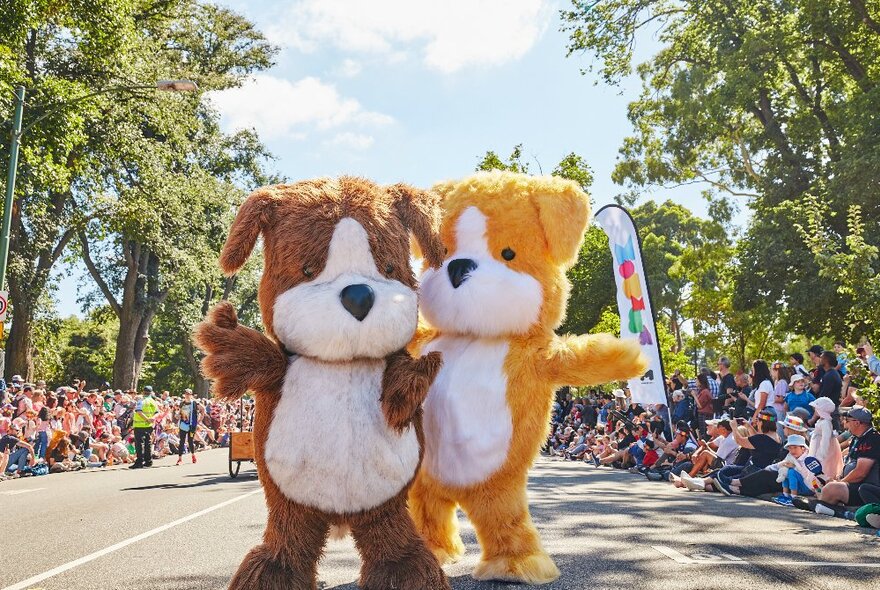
<box><xmin>817</xmin><ymin>351</ymin><xmax>843</xmax><ymax>406</ymax></box>
<box><xmin>817</xmin><ymin>407</ymin><xmax>879</xmax><ymax>508</ymax></box>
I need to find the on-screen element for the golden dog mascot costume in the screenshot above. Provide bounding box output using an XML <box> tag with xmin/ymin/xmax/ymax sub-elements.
<box><xmin>409</xmin><ymin>171</ymin><xmax>648</xmax><ymax>584</ymax></box>
<box><xmin>194</xmin><ymin>177</ymin><xmax>450</xmax><ymax>590</ymax></box>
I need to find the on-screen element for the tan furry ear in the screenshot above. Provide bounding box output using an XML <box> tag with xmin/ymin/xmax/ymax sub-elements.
<box><xmin>533</xmin><ymin>183</ymin><xmax>591</xmax><ymax>267</ymax></box>
<box><xmin>219</xmin><ymin>188</ymin><xmax>277</xmax><ymax>275</ymax></box>
<box><xmin>388</xmin><ymin>183</ymin><xmax>445</xmax><ymax>269</ymax></box>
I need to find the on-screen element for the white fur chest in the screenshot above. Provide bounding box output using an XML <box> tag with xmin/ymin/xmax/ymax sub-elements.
<box><xmin>264</xmin><ymin>357</ymin><xmax>420</xmax><ymax>513</ymax></box>
<box><xmin>422</xmin><ymin>336</ymin><xmax>513</xmax><ymax>487</ymax></box>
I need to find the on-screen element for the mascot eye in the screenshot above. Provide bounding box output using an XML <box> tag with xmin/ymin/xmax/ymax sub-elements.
<box><xmin>303</xmin><ymin>266</ymin><xmax>314</xmax><ymax>278</ymax></box>
<box><xmin>385</xmin><ymin>263</ymin><xmax>394</xmax><ymax>274</ymax></box>
<box><xmin>501</xmin><ymin>248</ymin><xmax>516</xmax><ymax>261</ymax></box>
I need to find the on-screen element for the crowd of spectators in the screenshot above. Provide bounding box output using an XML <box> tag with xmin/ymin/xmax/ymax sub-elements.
<box><xmin>0</xmin><ymin>375</ymin><xmax>252</xmax><ymax>479</ymax></box>
<box><xmin>544</xmin><ymin>342</ymin><xmax>880</xmax><ymax>532</ymax></box>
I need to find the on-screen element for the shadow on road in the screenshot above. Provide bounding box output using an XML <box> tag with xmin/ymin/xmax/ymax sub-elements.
<box><xmin>120</xmin><ymin>471</ymin><xmax>258</xmax><ymax>491</ymax></box>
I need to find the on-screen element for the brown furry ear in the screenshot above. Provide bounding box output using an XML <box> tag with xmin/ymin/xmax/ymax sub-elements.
<box><xmin>388</xmin><ymin>183</ymin><xmax>445</xmax><ymax>269</ymax></box>
<box><xmin>219</xmin><ymin>188</ymin><xmax>277</xmax><ymax>275</ymax></box>
<box><xmin>532</xmin><ymin>183</ymin><xmax>591</xmax><ymax>268</ymax></box>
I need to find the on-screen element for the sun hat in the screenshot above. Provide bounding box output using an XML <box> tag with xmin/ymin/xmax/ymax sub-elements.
<box><xmin>706</xmin><ymin>414</ymin><xmax>731</xmax><ymax>426</ymax></box>
<box><xmin>780</xmin><ymin>414</ymin><xmax>808</xmax><ymax>432</ymax></box>
<box><xmin>789</xmin><ymin>373</ymin><xmax>807</xmax><ymax>386</ymax></box>
<box><xmin>612</xmin><ymin>389</ymin><xmax>626</xmax><ymax>398</ymax></box>
<box><xmin>784</xmin><ymin>434</ymin><xmax>808</xmax><ymax>448</ymax></box>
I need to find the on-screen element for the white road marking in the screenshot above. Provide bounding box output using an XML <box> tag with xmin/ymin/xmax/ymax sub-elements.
<box><xmin>1</xmin><ymin>488</ymin><xmax>261</xmax><ymax>590</ymax></box>
<box><xmin>653</xmin><ymin>545</ymin><xmax>880</xmax><ymax>569</ymax></box>
<box><xmin>0</xmin><ymin>488</ymin><xmax>45</xmax><ymax>496</ymax></box>
<box><xmin>775</xmin><ymin>561</ymin><xmax>880</xmax><ymax>568</ymax></box>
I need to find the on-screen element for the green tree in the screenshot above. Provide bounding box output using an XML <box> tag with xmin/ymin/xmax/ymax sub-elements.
<box><xmin>562</xmin><ymin>0</ymin><xmax>880</xmax><ymax>341</ymax></box>
<box><xmin>0</xmin><ymin>1</ymin><xmax>139</xmax><ymax>379</ymax></box>
<box><xmin>75</xmin><ymin>2</ymin><xmax>275</xmax><ymax>389</ymax></box>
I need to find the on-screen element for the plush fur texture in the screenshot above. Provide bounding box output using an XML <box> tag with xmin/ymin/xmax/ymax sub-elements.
<box><xmin>420</xmin><ymin>208</ymin><xmax>543</xmax><ymax>337</ymax></box>
<box><xmin>265</xmin><ymin>357</ymin><xmax>421</xmax><ymax>513</ymax></box>
<box><xmin>272</xmin><ymin>217</ymin><xmax>418</xmax><ymax>360</ymax></box>
<box><xmin>409</xmin><ymin>171</ymin><xmax>648</xmax><ymax>584</ymax></box>
<box><xmin>421</xmin><ymin>335</ymin><xmax>513</xmax><ymax>487</ymax></box>
<box><xmin>194</xmin><ymin>177</ymin><xmax>449</xmax><ymax>590</ymax></box>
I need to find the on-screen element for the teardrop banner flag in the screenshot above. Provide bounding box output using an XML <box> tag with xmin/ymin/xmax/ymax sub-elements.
<box><xmin>594</xmin><ymin>205</ymin><xmax>667</xmax><ymax>408</ymax></box>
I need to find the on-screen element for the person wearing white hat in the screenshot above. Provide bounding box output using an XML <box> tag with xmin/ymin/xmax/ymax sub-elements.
<box><xmin>768</xmin><ymin>434</ymin><xmax>823</xmax><ymax>506</ymax></box>
<box><xmin>783</xmin><ymin>373</ymin><xmax>815</xmax><ymax>419</ymax></box>
<box><xmin>809</xmin><ymin>397</ymin><xmax>843</xmax><ymax>480</ymax></box>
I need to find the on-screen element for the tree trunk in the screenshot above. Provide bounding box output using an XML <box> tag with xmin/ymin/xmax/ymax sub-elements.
<box><xmin>182</xmin><ymin>334</ymin><xmax>210</xmax><ymax>398</ymax></box>
<box><xmin>5</xmin><ymin>297</ymin><xmax>34</xmax><ymax>381</ymax></box>
<box><xmin>82</xmin><ymin>237</ymin><xmax>167</xmax><ymax>391</ymax></box>
<box><xmin>113</xmin><ymin>311</ymin><xmax>145</xmax><ymax>391</ymax></box>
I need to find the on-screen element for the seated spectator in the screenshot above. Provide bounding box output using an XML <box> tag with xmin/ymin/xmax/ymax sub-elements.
<box><xmin>815</xmin><ymin>407</ymin><xmax>879</xmax><ymax>514</ymax></box>
<box><xmin>768</xmin><ymin>435</ymin><xmax>823</xmax><ymax>506</ymax></box>
<box><xmin>686</xmin><ymin>418</ymin><xmax>737</xmax><ymax>477</ymax></box>
<box><xmin>706</xmin><ymin>409</ymin><xmax>782</xmax><ymax>495</ymax></box>
<box><xmin>0</xmin><ymin>423</ymin><xmax>35</xmax><ymax>476</ymax></box>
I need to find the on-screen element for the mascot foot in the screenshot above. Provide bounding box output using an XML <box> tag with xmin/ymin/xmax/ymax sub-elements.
<box><xmin>361</xmin><ymin>547</ymin><xmax>450</xmax><ymax>590</ymax></box>
<box><xmin>430</xmin><ymin>536</ymin><xmax>466</xmax><ymax>565</ymax></box>
<box><xmin>229</xmin><ymin>544</ymin><xmax>316</xmax><ymax>590</ymax></box>
<box><xmin>473</xmin><ymin>552</ymin><xmax>560</xmax><ymax>584</ymax></box>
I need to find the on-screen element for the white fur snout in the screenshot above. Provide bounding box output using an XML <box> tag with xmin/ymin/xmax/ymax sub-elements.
<box><xmin>273</xmin><ymin>218</ymin><xmax>418</xmax><ymax>361</ymax></box>
<box><xmin>420</xmin><ymin>207</ymin><xmax>542</xmax><ymax>337</ymax></box>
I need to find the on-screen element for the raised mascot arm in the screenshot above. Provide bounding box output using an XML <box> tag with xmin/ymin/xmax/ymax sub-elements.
<box><xmin>193</xmin><ymin>302</ymin><xmax>288</xmax><ymax>401</ymax></box>
<box><xmin>542</xmin><ymin>333</ymin><xmax>647</xmax><ymax>388</ymax></box>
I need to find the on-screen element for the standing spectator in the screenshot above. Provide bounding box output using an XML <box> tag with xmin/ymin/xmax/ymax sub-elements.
<box><xmin>861</xmin><ymin>343</ymin><xmax>880</xmax><ymax>375</ymax></box>
<box><xmin>771</xmin><ymin>362</ymin><xmax>792</xmax><ymax>427</ymax></box>
<box><xmin>789</xmin><ymin>353</ymin><xmax>810</xmax><ymax>379</ymax></box>
<box><xmin>751</xmin><ymin>360</ymin><xmax>774</xmax><ymax>418</ymax></box>
<box><xmin>733</xmin><ymin>372</ymin><xmax>753</xmax><ymax>419</ymax></box>
<box><xmin>694</xmin><ymin>375</ymin><xmax>714</xmax><ymax>434</ymax></box>
<box><xmin>817</xmin><ymin>351</ymin><xmax>843</xmax><ymax>407</ymax></box>
<box><xmin>816</xmin><ymin>407</ymin><xmax>879</xmax><ymax>513</ymax></box>
<box><xmin>717</xmin><ymin>357</ymin><xmax>736</xmax><ymax>413</ymax></box>
<box><xmin>130</xmin><ymin>386</ymin><xmax>158</xmax><ymax>469</ymax></box>
<box><xmin>34</xmin><ymin>406</ymin><xmax>50</xmax><ymax>459</ymax></box>
<box><xmin>177</xmin><ymin>389</ymin><xmax>202</xmax><ymax>465</ymax></box>
<box><xmin>671</xmin><ymin>369</ymin><xmax>686</xmax><ymax>391</ymax></box>
<box><xmin>806</xmin><ymin>345</ymin><xmax>825</xmax><ymax>394</ymax></box>
<box><xmin>833</xmin><ymin>341</ymin><xmax>849</xmax><ymax>375</ymax></box>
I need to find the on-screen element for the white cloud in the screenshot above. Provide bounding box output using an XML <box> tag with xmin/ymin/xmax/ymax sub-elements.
<box><xmin>267</xmin><ymin>0</ymin><xmax>551</xmax><ymax>73</ymax></box>
<box><xmin>326</xmin><ymin>132</ymin><xmax>375</xmax><ymax>150</ymax></box>
<box><xmin>209</xmin><ymin>74</ymin><xmax>393</xmax><ymax>140</ymax></box>
<box><xmin>336</xmin><ymin>58</ymin><xmax>363</xmax><ymax>78</ymax></box>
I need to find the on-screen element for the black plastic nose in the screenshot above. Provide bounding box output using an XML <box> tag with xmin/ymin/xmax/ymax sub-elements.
<box><xmin>447</xmin><ymin>258</ymin><xmax>477</xmax><ymax>289</ymax></box>
<box><xmin>340</xmin><ymin>284</ymin><xmax>375</xmax><ymax>321</ymax></box>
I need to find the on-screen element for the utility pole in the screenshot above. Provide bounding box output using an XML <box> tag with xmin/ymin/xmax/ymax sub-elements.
<box><xmin>0</xmin><ymin>86</ymin><xmax>25</xmax><ymax>291</ymax></box>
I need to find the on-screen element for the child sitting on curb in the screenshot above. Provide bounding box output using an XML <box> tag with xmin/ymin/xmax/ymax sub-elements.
<box><xmin>768</xmin><ymin>434</ymin><xmax>823</xmax><ymax>506</ymax></box>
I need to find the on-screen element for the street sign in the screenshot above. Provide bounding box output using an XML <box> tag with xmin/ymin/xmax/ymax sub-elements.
<box><xmin>0</xmin><ymin>290</ymin><xmax>7</xmax><ymax>322</ymax></box>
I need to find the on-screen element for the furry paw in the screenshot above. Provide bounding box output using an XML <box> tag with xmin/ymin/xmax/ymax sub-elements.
<box><xmin>473</xmin><ymin>552</ymin><xmax>560</xmax><ymax>584</ymax></box>
<box><xmin>229</xmin><ymin>544</ymin><xmax>316</xmax><ymax>590</ymax></box>
<box><xmin>360</xmin><ymin>548</ymin><xmax>450</xmax><ymax>590</ymax></box>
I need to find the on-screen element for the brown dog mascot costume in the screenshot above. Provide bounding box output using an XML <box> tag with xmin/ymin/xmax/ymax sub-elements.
<box><xmin>194</xmin><ymin>177</ymin><xmax>451</xmax><ymax>590</ymax></box>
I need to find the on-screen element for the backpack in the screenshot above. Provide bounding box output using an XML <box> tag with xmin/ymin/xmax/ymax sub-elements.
<box><xmin>119</xmin><ymin>407</ymin><xmax>134</xmax><ymax>434</ymax></box>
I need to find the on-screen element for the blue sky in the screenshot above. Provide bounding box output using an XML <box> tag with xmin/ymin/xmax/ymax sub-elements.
<box><xmin>54</xmin><ymin>0</ymin><xmax>732</xmax><ymax>317</ymax></box>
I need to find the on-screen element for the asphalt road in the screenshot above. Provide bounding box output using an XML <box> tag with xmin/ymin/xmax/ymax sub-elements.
<box><xmin>1</xmin><ymin>449</ymin><xmax>878</xmax><ymax>590</ymax></box>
